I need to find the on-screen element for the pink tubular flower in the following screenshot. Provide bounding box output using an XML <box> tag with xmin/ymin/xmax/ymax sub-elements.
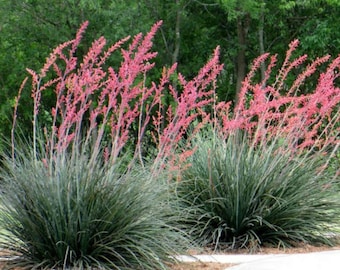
<box><xmin>14</xmin><ymin>21</ymin><xmax>223</xmax><ymax>174</ymax></box>
<box><xmin>215</xmin><ymin>40</ymin><xmax>340</xmax><ymax>158</ymax></box>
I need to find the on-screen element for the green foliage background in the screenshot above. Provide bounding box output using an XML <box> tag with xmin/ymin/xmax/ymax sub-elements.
<box><xmin>0</xmin><ymin>0</ymin><xmax>340</xmax><ymax>146</ymax></box>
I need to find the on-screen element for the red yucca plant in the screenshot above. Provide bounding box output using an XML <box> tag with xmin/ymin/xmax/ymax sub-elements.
<box><xmin>216</xmin><ymin>39</ymin><xmax>340</xmax><ymax>175</ymax></box>
<box><xmin>4</xmin><ymin>21</ymin><xmax>226</xmax><ymax>269</ymax></box>
<box><xmin>176</xmin><ymin>41</ymin><xmax>340</xmax><ymax>251</ymax></box>
<box><xmin>12</xmin><ymin>21</ymin><xmax>223</xmax><ymax>172</ymax></box>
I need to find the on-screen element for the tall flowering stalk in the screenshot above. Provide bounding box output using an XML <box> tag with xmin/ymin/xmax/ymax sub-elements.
<box><xmin>216</xmin><ymin>40</ymin><xmax>340</xmax><ymax>171</ymax></box>
<box><xmin>7</xmin><ymin>21</ymin><xmax>218</xmax><ymax>269</ymax></box>
<box><xmin>152</xmin><ymin>47</ymin><xmax>222</xmax><ymax>168</ymax></box>
<box><xmin>13</xmin><ymin>21</ymin><xmax>223</xmax><ymax>172</ymax></box>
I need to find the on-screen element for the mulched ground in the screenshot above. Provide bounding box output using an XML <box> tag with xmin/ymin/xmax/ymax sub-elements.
<box><xmin>1</xmin><ymin>239</ymin><xmax>340</xmax><ymax>270</ymax></box>
<box><xmin>170</xmin><ymin>261</ymin><xmax>234</xmax><ymax>270</ymax></box>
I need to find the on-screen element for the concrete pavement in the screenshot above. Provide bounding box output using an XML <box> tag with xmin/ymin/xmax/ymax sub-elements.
<box><xmin>176</xmin><ymin>249</ymin><xmax>340</xmax><ymax>270</ymax></box>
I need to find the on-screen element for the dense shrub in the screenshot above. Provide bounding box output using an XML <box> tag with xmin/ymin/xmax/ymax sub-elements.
<box><xmin>0</xmin><ymin>147</ymin><xmax>189</xmax><ymax>269</ymax></box>
<box><xmin>176</xmin><ymin>128</ymin><xmax>340</xmax><ymax>251</ymax></box>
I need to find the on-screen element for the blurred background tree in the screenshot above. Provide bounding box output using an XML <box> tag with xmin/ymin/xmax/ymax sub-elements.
<box><xmin>0</xmin><ymin>0</ymin><xmax>339</xmax><ymax>147</ymax></box>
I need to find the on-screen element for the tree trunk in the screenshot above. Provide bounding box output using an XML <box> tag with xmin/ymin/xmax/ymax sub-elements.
<box><xmin>258</xmin><ymin>7</ymin><xmax>266</xmax><ymax>84</ymax></box>
<box><xmin>235</xmin><ymin>14</ymin><xmax>250</xmax><ymax>105</ymax></box>
<box><xmin>172</xmin><ymin>0</ymin><xmax>181</xmax><ymax>66</ymax></box>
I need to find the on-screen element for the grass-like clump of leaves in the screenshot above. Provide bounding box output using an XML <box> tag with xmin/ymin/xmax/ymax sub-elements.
<box><xmin>176</xmin><ymin>129</ymin><xmax>340</xmax><ymax>251</ymax></box>
<box><xmin>0</xmin><ymin>147</ymin><xmax>188</xmax><ymax>269</ymax></box>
